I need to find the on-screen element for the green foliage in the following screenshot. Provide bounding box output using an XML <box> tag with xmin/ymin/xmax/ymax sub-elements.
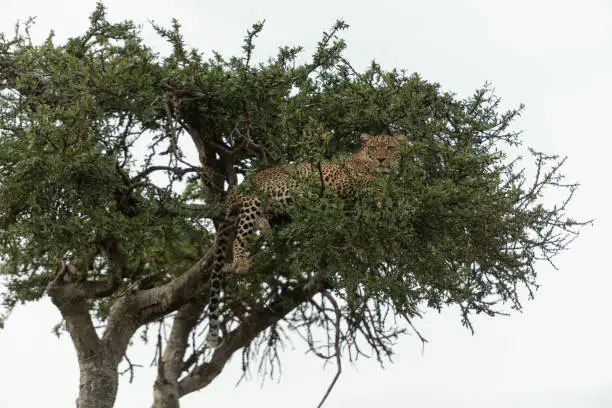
<box><xmin>0</xmin><ymin>5</ymin><xmax>207</xmax><ymax>321</ymax></box>
<box><xmin>0</xmin><ymin>2</ymin><xmax>584</xmax><ymax>352</ymax></box>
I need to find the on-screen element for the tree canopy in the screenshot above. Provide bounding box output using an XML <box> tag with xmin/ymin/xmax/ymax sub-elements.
<box><xmin>0</xmin><ymin>4</ymin><xmax>586</xmax><ymax>408</ymax></box>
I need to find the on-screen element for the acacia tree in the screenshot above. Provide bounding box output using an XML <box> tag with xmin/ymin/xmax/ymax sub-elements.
<box><xmin>0</xmin><ymin>4</ymin><xmax>586</xmax><ymax>408</ymax></box>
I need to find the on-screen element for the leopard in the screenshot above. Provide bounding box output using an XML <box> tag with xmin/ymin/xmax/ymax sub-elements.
<box><xmin>230</xmin><ymin>133</ymin><xmax>407</xmax><ymax>273</ymax></box>
<box><xmin>205</xmin><ymin>133</ymin><xmax>407</xmax><ymax>348</ymax></box>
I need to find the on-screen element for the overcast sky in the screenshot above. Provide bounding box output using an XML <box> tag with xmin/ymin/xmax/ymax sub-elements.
<box><xmin>1</xmin><ymin>1</ymin><xmax>611</xmax><ymax>407</ymax></box>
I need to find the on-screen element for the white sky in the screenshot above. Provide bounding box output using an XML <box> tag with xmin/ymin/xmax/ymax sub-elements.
<box><xmin>1</xmin><ymin>1</ymin><xmax>611</xmax><ymax>407</ymax></box>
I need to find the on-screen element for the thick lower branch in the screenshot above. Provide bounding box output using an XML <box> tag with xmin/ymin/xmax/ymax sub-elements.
<box><xmin>102</xmin><ymin>239</ymin><xmax>217</xmax><ymax>365</ymax></box>
<box><xmin>47</xmin><ymin>276</ymin><xmax>102</xmax><ymax>362</ymax></box>
<box><xmin>178</xmin><ymin>280</ymin><xmax>327</xmax><ymax>397</ymax></box>
<box><xmin>153</xmin><ymin>301</ymin><xmax>206</xmax><ymax>408</ymax></box>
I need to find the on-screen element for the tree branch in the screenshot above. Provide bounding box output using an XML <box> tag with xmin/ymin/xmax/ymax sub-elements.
<box><xmin>153</xmin><ymin>301</ymin><xmax>207</xmax><ymax>408</ymax></box>
<box><xmin>48</xmin><ymin>259</ymin><xmax>121</xmax><ymax>300</ymax></box>
<box><xmin>100</xmin><ymin>223</ymin><xmax>233</xmax><ymax>365</ymax></box>
<box><xmin>119</xmin><ymin>353</ymin><xmax>142</xmax><ymax>384</ymax></box>
<box><xmin>316</xmin><ymin>292</ymin><xmax>342</xmax><ymax>408</ymax></box>
<box><xmin>46</xmin><ymin>271</ymin><xmax>102</xmax><ymax>363</ymax></box>
<box><xmin>177</xmin><ymin>279</ymin><xmax>328</xmax><ymax>396</ymax></box>
<box><xmin>132</xmin><ymin>165</ymin><xmax>201</xmax><ymax>183</ymax></box>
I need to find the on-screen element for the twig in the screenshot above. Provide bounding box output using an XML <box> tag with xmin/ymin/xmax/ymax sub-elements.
<box><xmin>151</xmin><ymin>322</ymin><xmax>164</xmax><ymax>367</ymax></box>
<box><xmin>119</xmin><ymin>353</ymin><xmax>143</xmax><ymax>383</ymax></box>
<box><xmin>402</xmin><ymin>313</ymin><xmax>428</xmax><ymax>355</ymax></box>
<box><xmin>316</xmin><ymin>292</ymin><xmax>342</xmax><ymax>408</ymax></box>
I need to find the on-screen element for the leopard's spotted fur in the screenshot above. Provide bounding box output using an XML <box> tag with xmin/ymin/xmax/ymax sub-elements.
<box><xmin>205</xmin><ymin>223</ymin><xmax>234</xmax><ymax>349</ymax></box>
<box><xmin>231</xmin><ymin>133</ymin><xmax>407</xmax><ymax>273</ymax></box>
<box><xmin>205</xmin><ymin>133</ymin><xmax>406</xmax><ymax>348</ymax></box>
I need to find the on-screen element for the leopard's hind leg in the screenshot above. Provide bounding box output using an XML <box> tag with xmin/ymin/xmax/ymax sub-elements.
<box><xmin>231</xmin><ymin>195</ymin><xmax>268</xmax><ymax>274</ymax></box>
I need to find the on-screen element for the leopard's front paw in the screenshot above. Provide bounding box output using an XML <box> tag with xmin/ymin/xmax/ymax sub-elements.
<box><xmin>233</xmin><ymin>259</ymin><xmax>252</xmax><ymax>274</ymax></box>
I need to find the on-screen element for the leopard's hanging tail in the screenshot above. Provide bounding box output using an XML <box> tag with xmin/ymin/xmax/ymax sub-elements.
<box><xmin>205</xmin><ymin>230</ymin><xmax>230</xmax><ymax>348</ymax></box>
<box><xmin>206</xmin><ymin>191</ymin><xmax>241</xmax><ymax>348</ymax></box>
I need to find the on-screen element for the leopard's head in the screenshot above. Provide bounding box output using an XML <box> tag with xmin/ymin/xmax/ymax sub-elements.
<box><xmin>359</xmin><ymin>133</ymin><xmax>407</xmax><ymax>172</ymax></box>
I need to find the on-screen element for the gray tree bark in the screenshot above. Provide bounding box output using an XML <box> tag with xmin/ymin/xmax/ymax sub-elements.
<box><xmin>76</xmin><ymin>355</ymin><xmax>118</xmax><ymax>408</ymax></box>
<box><xmin>152</xmin><ymin>302</ymin><xmax>205</xmax><ymax>408</ymax></box>
<box><xmin>47</xmin><ymin>274</ymin><xmax>122</xmax><ymax>408</ymax></box>
<box><xmin>46</xmin><ymin>246</ymin><xmax>215</xmax><ymax>408</ymax></box>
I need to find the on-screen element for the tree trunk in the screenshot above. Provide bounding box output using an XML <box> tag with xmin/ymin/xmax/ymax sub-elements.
<box><xmin>47</xmin><ymin>272</ymin><xmax>121</xmax><ymax>408</ymax></box>
<box><xmin>76</xmin><ymin>353</ymin><xmax>119</xmax><ymax>408</ymax></box>
<box><xmin>152</xmin><ymin>374</ymin><xmax>180</xmax><ymax>408</ymax></box>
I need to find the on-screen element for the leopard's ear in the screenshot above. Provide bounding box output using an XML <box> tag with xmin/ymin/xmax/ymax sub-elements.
<box><xmin>395</xmin><ymin>135</ymin><xmax>408</xmax><ymax>142</ymax></box>
<box><xmin>360</xmin><ymin>133</ymin><xmax>372</xmax><ymax>142</ymax></box>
